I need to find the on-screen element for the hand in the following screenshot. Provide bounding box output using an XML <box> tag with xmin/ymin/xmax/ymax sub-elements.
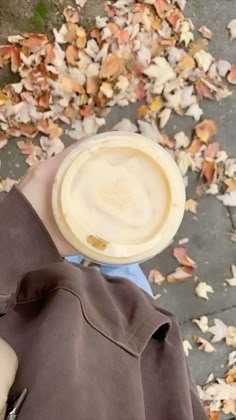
<box><xmin>18</xmin><ymin>140</ymin><xmax>84</xmax><ymax>256</ymax></box>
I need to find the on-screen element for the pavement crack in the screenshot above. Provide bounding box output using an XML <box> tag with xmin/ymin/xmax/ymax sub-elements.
<box><xmin>180</xmin><ymin>303</ymin><xmax>236</xmax><ymax>325</ymax></box>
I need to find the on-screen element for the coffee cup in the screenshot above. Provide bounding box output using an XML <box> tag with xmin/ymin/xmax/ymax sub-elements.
<box><xmin>52</xmin><ymin>131</ymin><xmax>185</xmax><ymax>264</ymax></box>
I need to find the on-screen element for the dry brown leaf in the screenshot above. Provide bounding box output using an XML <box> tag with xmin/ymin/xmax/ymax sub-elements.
<box><xmin>148</xmin><ymin>269</ymin><xmax>165</xmax><ymax>285</ymax></box>
<box><xmin>225</xmin><ymin>365</ymin><xmax>236</xmax><ymax>384</ymax></box>
<box><xmin>226</xmin><ymin>327</ymin><xmax>236</xmax><ymax>348</ymax></box>
<box><xmin>225</xmin><ymin>178</ymin><xmax>236</xmax><ymax>192</ymax></box>
<box><xmin>201</xmin><ymin>160</ymin><xmax>215</xmax><ymax>184</ymax></box>
<box><xmin>192</xmin><ymin>335</ymin><xmax>216</xmax><ymax>352</ymax></box>
<box><xmin>204</xmin><ymin>142</ymin><xmax>219</xmax><ymax>159</ymax></box>
<box><xmin>167</xmin><ymin>266</ymin><xmax>193</xmax><ymax>283</ymax></box>
<box><xmin>195</xmin><ymin>119</ymin><xmax>217</xmax><ymax>143</ymax></box>
<box><xmin>173</xmin><ymin>247</ymin><xmax>196</xmax><ymax>267</ymax></box>
<box><xmin>227</xmin><ymin>65</ymin><xmax>236</xmax><ymax>85</ymax></box>
<box><xmin>185</xmin><ymin>199</ymin><xmax>198</xmax><ymax>214</ymax></box>
<box><xmin>65</xmin><ymin>45</ymin><xmax>78</xmax><ymax>65</ymax></box>
<box><xmin>193</xmin><ymin>316</ymin><xmax>209</xmax><ymax>333</ymax></box>
<box><xmin>21</xmin><ymin>33</ymin><xmax>48</xmax><ymax>50</ymax></box>
<box><xmin>63</xmin><ymin>6</ymin><xmax>80</xmax><ymax>23</ymax></box>
<box><xmin>207</xmin><ymin>412</ymin><xmax>219</xmax><ymax>420</ymax></box>
<box><xmin>76</xmin><ymin>26</ymin><xmax>87</xmax><ymax>48</ymax></box>
<box><xmin>99</xmin><ymin>53</ymin><xmax>123</xmax><ymax>80</ymax></box>
<box><xmin>178</xmin><ymin>54</ymin><xmax>196</xmax><ymax>71</ymax></box>
<box><xmin>60</xmin><ymin>76</ymin><xmax>83</xmax><ymax>93</ymax></box>
<box><xmin>195</xmin><ymin>282</ymin><xmax>214</xmax><ymax>300</ymax></box>
<box><xmin>198</xmin><ymin>25</ymin><xmax>213</xmax><ymax>39</ymax></box>
<box><xmin>188</xmin><ymin>38</ymin><xmax>208</xmax><ymax>56</ymax></box>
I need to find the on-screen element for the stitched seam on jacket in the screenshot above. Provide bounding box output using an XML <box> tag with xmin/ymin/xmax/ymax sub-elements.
<box><xmin>17</xmin><ymin>286</ymin><xmax>142</xmax><ymax>357</ymax></box>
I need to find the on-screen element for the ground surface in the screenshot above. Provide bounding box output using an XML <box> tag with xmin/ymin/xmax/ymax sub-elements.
<box><xmin>0</xmin><ymin>1</ymin><xmax>236</xmax><ymax>419</ymax></box>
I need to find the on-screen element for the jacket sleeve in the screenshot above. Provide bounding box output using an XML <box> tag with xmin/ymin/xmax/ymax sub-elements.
<box><xmin>0</xmin><ymin>186</ymin><xmax>62</xmax><ymax>314</ymax></box>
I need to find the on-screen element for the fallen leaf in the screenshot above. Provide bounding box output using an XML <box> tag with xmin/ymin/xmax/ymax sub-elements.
<box><xmin>63</xmin><ymin>6</ymin><xmax>80</xmax><ymax>23</ymax></box>
<box><xmin>222</xmin><ymin>399</ymin><xmax>236</xmax><ymax>415</ymax></box>
<box><xmin>198</xmin><ymin>26</ymin><xmax>213</xmax><ymax>40</ymax></box>
<box><xmin>201</xmin><ymin>160</ymin><xmax>215</xmax><ymax>184</ymax></box>
<box><xmin>218</xmin><ymin>191</ymin><xmax>236</xmax><ymax>207</ymax></box>
<box><xmin>193</xmin><ymin>316</ymin><xmax>209</xmax><ymax>333</ymax></box>
<box><xmin>167</xmin><ymin>266</ymin><xmax>193</xmax><ymax>283</ymax></box>
<box><xmin>225</xmin><ymin>365</ymin><xmax>236</xmax><ymax>384</ymax></box>
<box><xmin>228</xmin><ymin>351</ymin><xmax>236</xmax><ymax>366</ymax></box>
<box><xmin>195</xmin><ymin>119</ymin><xmax>217</xmax><ymax>143</ymax></box>
<box><xmin>185</xmin><ymin>199</ymin><xmax>198</xmax><ymax>214</ymax></box>
<box><xmin>192</xmin><ymin>335</ymin><xmax>216</xmax><ymax>353</ymax></box>
<box><xmin>226</xmin><ymin>326</ymin><xmax>236</xmax><ymax>348</ymax></box>
<box><xmin>148</xmin><ymin>269</ymin><xmax>165</xmax><ymax>285</ymax></box>
<box><xmin>225</xmin><ymin>178</ymin><xmax>236</xmax><ymax>192</ymax></box>
<box><xmin>226</xmin><ymin>265</ymin><xmax>236</xmax><ymax>287</ymax></box>
<box><xmin>195</xmin><ymin>282</ymin><xmax>214</xmax><ymax>300</ymax></box>
<box><xmin>194</xmin><ymin>50</ymin><xmax>214</xmax><ymax>72</ymax></box>
<box><xmin>113</xmin><ymin>118</ymin><xmax>137</xmax><ymax>133</ymax></box>
<box><xmin>65</xmin><ymin>45</ymin><xmax>78</xmax><ymax>65</ymax></box>
<box><xmin>185</xmin><ymin>103</ymin><xmax>203</xmax><ymax>121</ymax></box>
<box><xmin>173</xmin><ymin>247</ymin><xmax>196</xmax><ymax>267</ymax></box>
<box><xmin>99</xmin><ymin>53</ymin><xmax>123</xmax><ymax>80</ymax></box>
<box><xmin>183</xmin><ymin>340</ymin><xmax>193</xmax><ymax>357</ymax></box>
<box><xmin>175</xmin><ymin>150</ymin><xmax>194</xmax><ymax>176</ymax></box>
<box><xmin>227</xmin><ymin>19</ymin><xmax>236</xmax><ymax>40</ymax></box>
<box><xmin>142</xmin><ymin>57</ymin><xmax>176</xmax><ymax>87</ymax></box>
<box><xmin>208</xmin><ymin>319</ymin><xmax>227</xmax><ymax>343</ymax></box>
<box><xmin>227</xmin><ymin>65</ymin><xmax>236</xmax><ymax>85</ymax></box>
<box><xmin>174</xmin><ymin>131</ymin><xmax>190</xmax><ymax>149</ymax></box>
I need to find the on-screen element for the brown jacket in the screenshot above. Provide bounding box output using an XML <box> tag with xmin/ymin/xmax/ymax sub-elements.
<box><xmin>0</xmin><ymin>187</ymin><xmax>208</xmax><ymax>420</ymax></box>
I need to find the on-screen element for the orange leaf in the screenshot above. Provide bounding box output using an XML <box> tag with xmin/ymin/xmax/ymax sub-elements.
<box><xmin>115</xmin><ymin>29</ymin><xmax>129</xmax><ymax>44</ymax></box>
<box><xmin>167</xmin><ymin>266</ymin><xmax>193</xmax><ymax>283</ymax></box>
<box><xmin>227</xmin><ymin>65</ymin><xmax>236</xmax><ymax>84</ymax></box>
<box><xmin>166</xmin><ymin>11</ymin><xmax>180</xmax><ymax>28</ymax></box>
<box><xmin>187</xmin><ymin>139</ymin><xmax>202</xmax><ymax>155</ymax></box>
<box><xmin>204</xmin><ymin>142</ymin><xmax>219</xmax><ymax>159</ymax></box>
<box><xmin>160</xmin><ymin>133</ymin><xmax>175</xmax><ymax>149</ymax></box>
<box><xmin>195</xmin><ymin>119</ymin><xmax>217</xmax><ymax>143</ymax></box>
<box><xmin>225</xmin><ymin>178</ymin><xmax>236</xmax><ymax>192</ymax></box>
<box><xmin>60</xmin><ymin>76</ymin><xmax>83</xmax><ymax>94</ymax></box>
<box><xmin>21</xmin><ymin>33</ymin><xmax>48</xmax><ymax>50</ymax></box>
<box><xmin>11</xmin><ymin>47</ymin><xmax>21</xmax><ymax>73</ymax></box>
<box><xmin>153</xmin><ymin>0</ymin><xmax>171</xmax><ymax>17</ymax></box>
<box><xmin>79</xmin><ymin>104</ymin><xmax>93</xmax><ymax>117</ymax></box>
<box><xmin>195</xmin><ymin>80</ymin><xmax>214</xmax><ymax>101</ymax></box>
<box><xmin>185</xmin><ymin>199</ymin><xmax>198</xmax><ymax>214</ymax></box>
<box><xmin>201</xmin><ymin>160</ymin><xmax>215</xmax><ymax>184</ymax></box>
<box><xmin>178</xmin><ymin>54</ymin><xmax>196</xmax><ymax>71</ymax></box>
<box><xmin>99</xmin><ymin>53</ymin><xmax>123</xmax><ymax>80</ymax></box>
<box><xmin>45</xmin><ymin>43</ymin><xmax>54</xmax><ymax>65</ymax></box>
<box><xmin>173</xmin><ymin>247</ymin><xmax>197</xmax><ymax>268</ymax></box>
<box><xmin>86</xmin><ymin>76</ymin><xmax>99</xmax><ymax>96</ymax></box>
<box><xmin>65</xmin><ymin>45</ymin><xmax>78</xmax><ymax>66</ymax></box>
<box><xmin>138</xmin><ymin>104</ymin><xmax>149</xmax><ymax>117</ymax></box>
<box><xmin>76</xmin><ymin>26</ymin><xmax>87</xmax><ymax>49</ymax></box>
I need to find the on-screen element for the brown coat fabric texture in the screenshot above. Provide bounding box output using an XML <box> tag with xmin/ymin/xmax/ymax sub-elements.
<box><xmin>0</xmin><ymin>187</ymin><xmax>208</xmax><ymax>420</ymax></box>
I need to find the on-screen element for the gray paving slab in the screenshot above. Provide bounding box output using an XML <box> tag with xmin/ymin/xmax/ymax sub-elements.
<box><xmin>181</xmin><ymin>307</ymin><xmax>236</xmax><ymax>420</ymax></box>
<box><xmin>141</xmin><ymin>195</ymin><xmax>236</xmax><ymax>323</ymax></box>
